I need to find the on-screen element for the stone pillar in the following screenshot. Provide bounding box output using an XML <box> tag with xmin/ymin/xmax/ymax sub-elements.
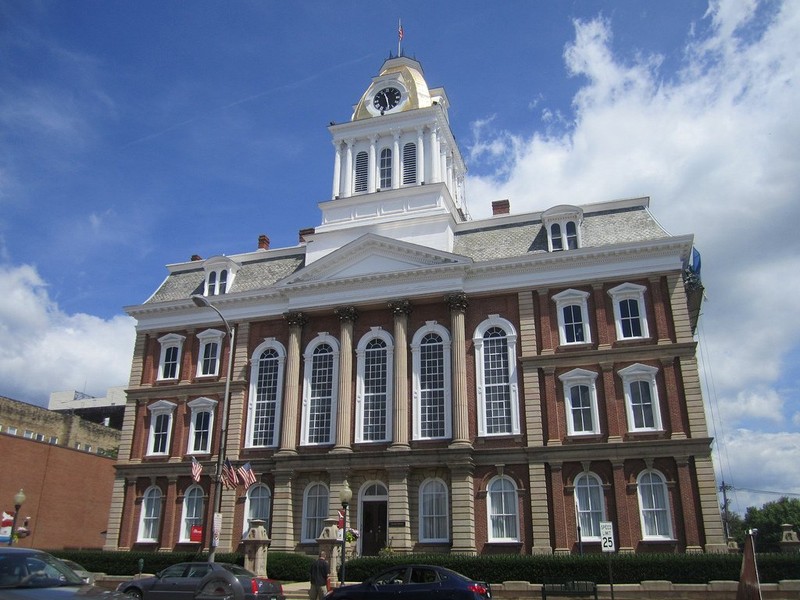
<box><xmin>695</xmin><ymin>454</ymin><xmax>728</xmax><ymax>553</ymax></box>
<box><xmin>780</xmin><ymin>524</ymin><xmax>800</xmax><ymax>553</ymax></box>
<box><xmin>103</xmin><ymin>477</ymin><xmax>129</xmax><ymax>551</ymax></box>
<box><xmin>450</xmin><ymin>463</ymin><xmax>476</xmax><ymax>553</ymax></box>
<box><xmin>316</xmin><ymin>518</ymin><xmax>340</xmax><ymax>585</ymax></box>
<box><xmin>368</xmin><ymin>136</ymin><xmax>377</xmax><ymax>193</ymax></box>
<box><xmin>226</xmin><ymin>321</ymin><xmax>249</xmax><ymax>459</ymax></box>
<box><xmin>445</xmin><ymin>292</ymin><xmax>471</xmax><ymax>448</ymax></box>
<box><xmin>429</xmin><ymin>127</ymin><xmax>440</xmax><ymax>182</ymax></box>
<box><xmin>242</xmin><ymin>520</ymin><xmax>271</xmax><ymax>576</ymax></box>
<box><xmin>543</xmin><ymin>367</ymin><xmax>561</xmax><ymax>445</ymax></box>
<box><xmin>529</xmin><ymin>463</ymin><xmax>553</xmax><ymax>554</ymax></box>
<box><xmin>550</xmin><ymin>462</ymin><xmax>569</xmax><ymax>554</ymax></box>
<box><xmin>278</xmin><ymin>312</ymin><xmax>306</xmax><ymax>455</ymax></box>
<box><xmin>343</xmin><ymin>139</ymin><xmax>354</xmax><ymax>199</ymax></box>
<box><xmin>270</xmin><ymin>469</ymin><xmax>295</xmax><ymax>552</ymax></box>
<box><xmin>333</xmin><ymin>306</ymin><xmax>357</xmax><ymax>453</ymax></box>
<box><xmin>392</xmin><ymin>130</ymin><xmax>401</xmax><ymax>189</ymax></box>
<box><xmin>416</xmin><ymin>127</ymin><xmax>425</xmax><ymax>183</ymax></box>
<box><xmin>389</xmin><ymin>300</ymin><xmax>412</xmax><ymax>451</ymax></box>
<box><xmin>387</xmin><ymin>465</ymin><xmax>412</xmax><ymax>553</ymax></box>
<box><xmin>660</xmin><ymin>357</ymin><xmax>687</xmax><ymax>439</ymax></box>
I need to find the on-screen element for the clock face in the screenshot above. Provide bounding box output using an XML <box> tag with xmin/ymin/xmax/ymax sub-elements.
<box><xmin>373</xmin><ymin>87</ymin><xmax>402</xmax><ymax>112</ymax></box>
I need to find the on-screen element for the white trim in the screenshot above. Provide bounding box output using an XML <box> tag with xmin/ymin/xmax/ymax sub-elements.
<box><xmin>636</xmin><ymin>469</ymin><xmax>675</xmax><ymax>540</ymax></box>
<box><xmin>574</xmin><ymin>472</ymin><xmax>606</xmax><ymax>541</ymax></box>
<box><xmin>411</xmin><ymin>321</ymin><xmax>452</xmax><ymax>440</ymax></box>
<box><xmin>618</xmin><ymin>363</ymin><xmax>663</xmax><ymax>432</ymax></box>
<box><xmin>301</xmin><ymin>482</ymin><xmax>330</xmax><ymax>543</ymax></box>
<box><xmin>242</xmin><ymin>483</ymin><xmax>272</xmax><ymax>537</ymax></box>
<box><xmin>137</xmin><ymin>485</ymin><xmax>162</xmax><ymax>543</ymax></box>
<box><xmin>418</xmin><ymin>478</ymin><xmax>449</xmax><ymax>543</ymax></box>
<box><xmin>157</xmin><ymin>333</ymin><xmax>186</xmax><ymax>381</ymax></box>
<box><xmin>196</xmin><ymin>329</ymin><xmax>225</xmax><ymax>377</ymax></box>
<box><xmin>179</xmin><ymin>485</ymin><xmax>204</xmax><ymax>543</ymax></box>
<box><xmin>246</xmin><ymin>338</ymin><xmax>287</xmax><ymax>448</ymax></box>
<box><xmin>300</xmin><ymin>333</ymin><xmax>340</xmax><ymax>446</ymax></box>
<box><xmin>186</xmin><ymin>397</ymin><xmax>217</xmax><ymax>455</ymax></box>
<box><xmin>474</xmin><ymin>315</ymin><xmax>520</xmax><ymax>437</ymax></box>
<box><xmin>355</xmin><ymin>328</ymin><xmax>394</xmax><ymax>443</ymax></box>
<box><xmin>558</xmin><ymin>368</ymin><xmax>601</xmax><ymax>436</ymax></box>
<box><xmin>486</xmin><ymin>475</ymin><xmax>520</xmax><ymax>542</ymax></box>
<box><xmin>552</xmin><ymin>289</ymin><xmax>592</xmax><ymax>346</ymax></box>
<box><xmin>608</xmin><ymin>282</ymin><xmax>650</xmax><ymax>340</ymax></box>
<box><xmin>146</xmin><ymin>400</ymin><xmax>176</xmax><ymax>457</ymax></box>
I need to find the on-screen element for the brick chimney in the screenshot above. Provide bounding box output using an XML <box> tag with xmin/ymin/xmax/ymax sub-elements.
<box><xmin>191</xmin><ymin>254</ymin><xmax>203</xmax><ymax>261</ymax></box>
<box><xmin>299</xmin><ymin>227</ymin><xmax>315</xmax><ymax>243</ymax></box>
<box><xmin>492</xmin><ymin>199</ymin><xmax>510</xmax><ymax>216</ymax></box>
<box><xmin>258</xmin><ymin>234</ymin><xmax>270</xmax><ymax>250</ymax></box>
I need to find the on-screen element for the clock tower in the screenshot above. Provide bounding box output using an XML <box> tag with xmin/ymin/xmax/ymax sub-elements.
<box><xmin>310</xmin><ymin>56</ymin><xmax>468</xmax><ymax>264</ymax></box>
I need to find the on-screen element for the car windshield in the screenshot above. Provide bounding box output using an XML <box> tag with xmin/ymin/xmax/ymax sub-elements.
<box><xmin>0</xmin><ymin>551</ymin><xmax>85</xmax><ymax>589</ymax></box>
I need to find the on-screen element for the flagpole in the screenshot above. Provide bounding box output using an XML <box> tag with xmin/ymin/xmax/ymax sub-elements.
<box><xmin>398</xmin><ymin>19</ymin><xmax>402</xmax><ymax>56</ymax></box>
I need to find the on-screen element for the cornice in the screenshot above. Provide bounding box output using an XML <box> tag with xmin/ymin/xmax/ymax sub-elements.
<box><xmin>520</xmin><ymin>341</ymin><xmax>697</xmax><ymax>368</ymax></box>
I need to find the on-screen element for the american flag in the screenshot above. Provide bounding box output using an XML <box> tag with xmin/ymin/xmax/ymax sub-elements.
<box><xmin>237</xmin><ymin>462</ymin><xmax>257</xmax><ymax>488</ymax></box>
<box><xmin>221</xmin><ymin>458</ymin><xmax>240</xmax><ymax>489</ymax></box>
<box><xmin>398</xmin><ymin>22</ymin><xmax>404</xmax><ymax>41</ymax></box>
<box><xmin>191</xmin><ymin>456</ymin><xmax>203</xmax><ymax>483</ymax></box>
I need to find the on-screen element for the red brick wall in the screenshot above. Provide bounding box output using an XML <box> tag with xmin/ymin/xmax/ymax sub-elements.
<box><xmin>0</xmin><ymin>433</ymin><xmax>115</xmax><ymax>549</ymax></box>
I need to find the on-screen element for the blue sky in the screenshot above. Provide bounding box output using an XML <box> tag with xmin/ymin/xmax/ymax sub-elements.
<box><xmin>2</xmin><ymin>0</ymin><xmax>798</xmax><ymax>516</ymax></box>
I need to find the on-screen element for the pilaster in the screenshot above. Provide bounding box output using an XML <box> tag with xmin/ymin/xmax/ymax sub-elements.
<box><xmin>278</xmin><ymin>312</ymin><xmax>307</xmax><ymax>454</ymax></box>
<box><xmin>389</xmin><ymin>300</ymin><xmax>412</xmax><ymax>451</ymax></box>
<box><xmin>333</xmin><ymin>306</ymin><xmax>357</xmax><ymax>453</ymax></box>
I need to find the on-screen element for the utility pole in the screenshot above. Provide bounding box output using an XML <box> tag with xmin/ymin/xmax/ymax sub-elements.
<box><xmin>720</xmin><ymin>481</ymin><xmax>733</xmax><ymax>540</ymax></box>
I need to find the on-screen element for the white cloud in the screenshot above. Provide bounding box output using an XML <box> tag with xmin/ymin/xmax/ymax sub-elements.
<box><xmin>0</xmin><ymin>263</ymin><xmax>135</xmax><ymax>406</ymax></box>
<box><xmin>465</xmin><ymin>0</ymin><xmax>800</xmax><ymax>509</ymax></box>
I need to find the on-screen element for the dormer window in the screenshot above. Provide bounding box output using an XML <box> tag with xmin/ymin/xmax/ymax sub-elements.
<box><xmin>542</xmin><ymin>205</ymin><xmax>584</xmax><ymax>252</ymax></box>
<box><xmin>202</xmin><ymin>256</ymin><xmax>239</xmax><ymax>297</ymax></box>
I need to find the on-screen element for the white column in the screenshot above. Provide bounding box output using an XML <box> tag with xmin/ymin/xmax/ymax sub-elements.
<box><xmin>429</xmin><ymin>127</ymin><xmax>440</xmax><ymax>183</ymax></box>
<box><xmin>392</xmin><ymin>131</ymin><xmax>401</xmax><ymax>189</ymax></box>
<box><xmin>416</xmin><ymin>128</ymin><xmax>425</xmax><ymax>184</ymax></box>
<box><xmin>331</xmin><ymin>141</ymin><xmax>342</xmax><ymax>199</ymax></box>
<box><xmin>368</xmin><ymin>136</ymin><xmax>377</xmax><ymax>193</ymax></box>
<box><xmin>343</xmin><ymin>139</ymin><xmax>354</xmax><ymax>198</ymax></box>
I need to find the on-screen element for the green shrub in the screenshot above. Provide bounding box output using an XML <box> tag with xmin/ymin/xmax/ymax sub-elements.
<box><xmin>45</xmin><ymin>549</ymin><xmax>800</xmax><ymax>584</ymax></box>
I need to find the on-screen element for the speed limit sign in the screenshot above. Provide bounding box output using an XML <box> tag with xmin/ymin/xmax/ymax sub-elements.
<box><xmin>600</xmin><ymin>521</ymin><xmax>615</xmax><ymax>552</ymax></box>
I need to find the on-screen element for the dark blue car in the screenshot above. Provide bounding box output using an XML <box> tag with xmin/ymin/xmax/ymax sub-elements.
<box><xmin>325</xmin><ymin>565</ymin><xmax>491</xmax><ymax>600</ymax></box>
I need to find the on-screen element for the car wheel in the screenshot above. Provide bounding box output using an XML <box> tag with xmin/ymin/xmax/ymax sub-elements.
<box><xmin>197</xmin><ymin>578</ymin><xmax>236</xmax><ymax>599</ymax></box>
<box><xmin>123</xmin><ymin>590</ymin><xmax>143</xmax><ymax>600</ymax></box>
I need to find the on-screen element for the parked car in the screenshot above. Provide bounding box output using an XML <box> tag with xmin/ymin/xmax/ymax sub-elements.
<box><xmin>0</xmin><ymin>546</ymin><xmax>126</xmax><ymax>598</ymax></box>
<box><xmin>60</xmin><ymin>559</ymin><xmax>95</xmax><ymax>585</ymax></box>
<box><xmin>324</xmin><ymin>564</ymin><xmax>491</xmax><ymax>600</ymax></box>
<box><xmin>116</xmin><ymin>562</ymin><xmax>284</xmax><ymax>600</ymax></box>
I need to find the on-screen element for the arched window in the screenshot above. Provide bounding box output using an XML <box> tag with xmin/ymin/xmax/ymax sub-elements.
<box><xmin>637</xmin><ymin>470</ymin><xmax>673</xmax><ymax>539</ymax></box>
<box><xmin>608</xmin><ymin>283</ymin><xmax>650</xmax><ymax>340</ymax></box>
<box><xmin>243</xmin><ymin>484</ymin><xmax>272</xmax><ymax>536</ymax></box>
<box><xmin>147</xmin><ymin>400</ymin><xmax>176</xmax><ymax>456</ymax></box>
<box><xmin>419</xmin><ymin>479</ymin><xmax>449</xmax><ymax>542</ymax></box>
<box><xmin>196</xmin><ymin>329</ymin><xmax>225</xmax><ymax>377</ymax></box>
<box><xmin>411</xmin><ymin>322</ymin><xmax>452</xmax><ymax>440</ymax></box>
<box><xmin>302</xmin><ymin>482</ymin><xmax>329</xmax><ymax>542</ymax></box>
<box><xmin>552</xmin><ymin>289</ymin><xmax>591</xmax><ymax>345</ymax></box>
<box><xmin>137</xmin><ymin>486</ymin><xmax>162</xmax><ymax>542</ymax></box>
<box><xmin>402</xmin><ymin>142</ymin><xmax>417</xmax><ymax>184</ymax></box>
<box><xmin>157</xmin><ymin>333</ymin><xmax>185</xmax><ymax>381</ymax></box>
<box><xmin>301</xmin><ymin>334</ymin><xmax>339</xmax><ymax>445</ymax></box>
<box><xmin>618</xmin><ymin>363</ymin><xmax>662</xmax><ymax>432</ymax></box>
<box><xmin>566</xmin><ymin>221</ymin><xmax>579</xmax><ymax>249</ymax></box>
<box><xmin>356</xmin><ymin>329</ymin><xmax>393</xmax><ymax>443</ymax></box>
<box><xmin>379</xmin><ymin>148</ymin><xmax>392</xmax><ymax>189</ymax></box>
<box><xmin>180</xmin><ymin>485</ymin><xmax>204</xmax><ymax>542</ymax></box>
<box><xmin>487</xmin><ymin>476</ymin><xmax>519</xmax><ymax>542</ymax></box>
<box><xmin>574</xmin><ymin>472</ymin><xmax>605</xmax><ymax>539</ymax></box>
<box><xmin>474</xmin><ymin>316</ymin><xmax>520</xmax><ymax>437</ymax></box>
<box><xmin>354</xmin><ymin>151</ymin><xmax>368</xmax><ymax>193</ymax></box>
<box><xmin>247</xmin><ymin>339</ymin><xmax>286</xmax><ymax>448</ymax></box>
<box><xmin>558</xmin><ymin>369</ymin><xmax>600</xmax><ymax>436</ymax></box>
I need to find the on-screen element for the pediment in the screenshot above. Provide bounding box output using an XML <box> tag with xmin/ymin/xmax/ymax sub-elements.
<box><xmin>282</xmin><ymin>233</ymin><xmax>470</xmax><ymax>286</ymax></box>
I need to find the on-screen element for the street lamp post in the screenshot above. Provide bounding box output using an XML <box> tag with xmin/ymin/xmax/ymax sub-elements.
<box><xmin>191</xmin><ymin>294</ymin><xmax>235</xmax><ymax>563</ymax></box>
<box><xmin>338</xmin><ymin>480</ymin><xmax>353</xmax><ymax>585</ymax></box>
<box><xmin>8</xmin><ymin>489</ymin><xmax>26</xmax><ymax>546</ymax></box>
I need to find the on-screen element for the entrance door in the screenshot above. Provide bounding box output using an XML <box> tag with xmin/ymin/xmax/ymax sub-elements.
<box><xmin>360</xmin><ymin>500</ymin><xmax>387</xmax><ymax>556</ymax></box>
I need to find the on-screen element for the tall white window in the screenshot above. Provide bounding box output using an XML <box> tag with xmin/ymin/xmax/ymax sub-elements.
<box><xmin>637</xmin><ymin>470</ymin><xmax>674</xmax><ymax>539</ymax></box>
<box><xmin>301</xmin><ymin>334</ymin><xmax>339</xmax><ymax>445</ymax></box>
<box><xmin>411</xmin><ymin>322</ymin><xmax>452</xmax><ymax>440</ymax></box>
<box><xmin>487</xmin><ymin>476</ymin><xmax>519</xmax><ymax>542</ymax></box>
<box><xmin>157</xmin><ymin>333</ymin><xmax>185</xmax><ymax>380</ymax></box>
<box><xmin>552</xmin><ymin>289</ymin><xmax>591</xmax><ymax>345</ymax></box>
<box><xmin>356</xmin><ymin>329</ymin><xmax>393</xmax><ymax>443</ymax></box>
<box><xmin>354</xmin><ymin>151</ymin><xmax>368</xmax><ymax>193</ymax></box>
<box><xmin>196</xmin><ymin>329</ymin><xmax>225</xmax><ymax>377</ymax></box>
<box><xmin>474</xmin><ymin>316</ymin><xmax>520</xmax><ymax>437</ymax></box>
<box><xmin>180</xmin><ymin>485</ymin><xmax>204</xmax><ymax>542</ymax></box>
<box><xmin>247</xmin><ymin>339</ymin><xmax>286</xmax><ymax>448</ymax></box>
<box><xmin>419</xmin><ymin>478</ymin><xmax>449</xmax><ymax>542</ymax></box>
<box><xmin>137</xmin><ymin>486</ymin><xmax>162</xmax><ymax>542</ymax></box>
<box><xmin>402</xmin><ymin>142</ymin><xmax>417</xmax><ymax>184</ymax></box>
<box><xmin>558</xmin><ymin>369</ymin><xmax>600</xmax><ymax>436</ymax></box>
<box><xmin>187</xmin><ymin>397</ymin><xmax>217</xmax><ymax>454</ymax></box>
<box><xmin>608</xmin><ymin>283</ymin><xmax>650</xmax><ymax>340</ymax></box>
<box><xmin>302</xmin><ymin>483</ymin><xmax>329</xmax><ymax>542</ymax></box>
<box><xmin>243</xmin><ymin>484</ymin><xmax>272</xmax><ymax>536</ymax></box>
<box><xmin>574</xmin><ymin>472</ymin><xmax>605</xmax><ymax>540</ymax></box>
<box><xmin>146</xmin><ymin>400</ymin><xmax>176</xmax><ymax>456</ymax></box>
<box><xmin>379</xmin><ymin>148</ymin><xmax>392</xmax><ymax>189</ymax></box>
<box><xmin>618</xmin><ymin>363</ymin><xmax>662</xmax><ymax>432</ymax></box>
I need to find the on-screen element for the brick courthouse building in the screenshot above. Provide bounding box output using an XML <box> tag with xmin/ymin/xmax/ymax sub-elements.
<box><xmin>104</xmin><ymin>56</ymin><xmax>727</xmax><ymax>556</ymax></box>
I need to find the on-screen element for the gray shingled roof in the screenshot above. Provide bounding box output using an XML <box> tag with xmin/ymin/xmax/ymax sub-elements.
<box><xmin>147</xmin><ymin>254</ymin><xmax>304</xmax><ymax>304</ymax></box>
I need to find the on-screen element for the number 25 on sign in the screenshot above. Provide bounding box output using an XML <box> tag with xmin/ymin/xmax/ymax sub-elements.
<box><xmin>600</xmin><ymin>521</ymin><xmax>615</xmax><ymax>552</ymax></box>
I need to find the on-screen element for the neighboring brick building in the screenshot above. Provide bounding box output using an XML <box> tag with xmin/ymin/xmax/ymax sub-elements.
<box><xmin>105</xmin><ymin>56</ymin><xmax>727</xmax><ymax>557</ymax></box>
<box><xmin>0</xmin><ymin>432</ymin><xmax>116</xmax><ymax>549</ymax></box>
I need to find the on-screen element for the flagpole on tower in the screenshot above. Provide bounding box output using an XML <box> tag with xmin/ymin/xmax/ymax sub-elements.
<box><xmin>398</xmin><ymin>19</ymin><xmax>403</xmax><ymax>56</ymax></box>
